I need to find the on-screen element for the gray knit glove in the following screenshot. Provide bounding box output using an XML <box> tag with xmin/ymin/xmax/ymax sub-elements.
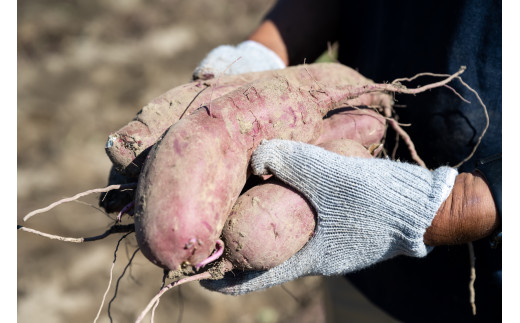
<box><xmin>201</xmin><ymin>139</ymin><xmax>457</xmax><ymax>295</ymax></box>
<box><xmin>192</xmin><ymin>40</ymin><xmax>286</xmax><ymax>80</ymax></box>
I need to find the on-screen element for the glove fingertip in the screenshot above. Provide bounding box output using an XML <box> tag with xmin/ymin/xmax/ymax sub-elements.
<box><xmin>199</xmin><ymin>270</ymin><xmax>265</xmax><ymax>296</ymax></box>
<box><xmin>193</xmin><ymin>44</ymin><xmax>239</xmax><ymax>80</ymax></box>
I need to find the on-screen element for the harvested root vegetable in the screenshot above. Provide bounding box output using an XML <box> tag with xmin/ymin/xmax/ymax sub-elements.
<box><xmin>222</xmin><ymin>138</ymin><xmax>373</xmax><ymax>271</ymax></box>
<box><xmin>105</xmin><ymin>63</ymin><xmax>391</xmax><ymax>176</ymax></box>
<box><xmin>134</xmin><ymin>62</ymin><xmax>394</xmax><ymax>271</ymax></box>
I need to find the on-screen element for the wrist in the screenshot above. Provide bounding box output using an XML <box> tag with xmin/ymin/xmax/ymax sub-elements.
<box><xmin>423</xmin><ymin>172</ymin><xmax>499</xmax><ymax>246</ymax></box>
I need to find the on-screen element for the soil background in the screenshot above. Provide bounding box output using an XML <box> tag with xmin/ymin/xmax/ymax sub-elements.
<box><xmin>17</xmin><ymin>1</ymin><xmax>330</xmax><ymax>322</ymax></box>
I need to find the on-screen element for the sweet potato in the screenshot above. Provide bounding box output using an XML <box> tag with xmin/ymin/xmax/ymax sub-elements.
<box><xmin>222</xmin><ymin>139</ymin><xmax>373</xmax><ymax>271</ymax></box>
<box><xmin>106</xmin><ymin>63</ymin><xmax>391</xmax><ymax>176</ymax></box>
<box><xmin>133</xmin><ymin>62</ymin><xmax>393</xmax><ymax>271</ymax></box>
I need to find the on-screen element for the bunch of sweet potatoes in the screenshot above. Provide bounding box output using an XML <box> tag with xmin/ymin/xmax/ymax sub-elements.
<box><xmin>104</xmin><ymin>62</ymin><xmax>391</xmax><ymax>275</ymax></box>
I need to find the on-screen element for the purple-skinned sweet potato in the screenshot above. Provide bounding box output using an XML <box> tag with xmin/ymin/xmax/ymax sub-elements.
<box><xmin>133</xmin><ymin>62</ymin><xmax>393</xmax><ymax>271</ymax></box>
<box><xmin>106</xmin><ymin>63</ymin><xmax>391</xmax><ymax>176</ymax></box>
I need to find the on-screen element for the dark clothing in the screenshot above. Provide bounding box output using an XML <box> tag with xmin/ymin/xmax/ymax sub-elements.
<box><xmin>337</xmin><ymin>0</ymin><xmax>501</xmax><ymax>171</ymax></box>
<box><xmin>269</xmin><ymin>0</ymin><xmax>502</xmax><ymax>321</ymax></box>
<box><xmin>337</xmin><ymin>1</ymin><xmax>502</xmax><ymax>322</ymax></box>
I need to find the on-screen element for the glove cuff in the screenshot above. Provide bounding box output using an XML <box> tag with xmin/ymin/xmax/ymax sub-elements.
<box><xmin>251</xmin><ymin>140</ymin><xmax>459</xmax><ymax>260</ymax></box>
<box><xmin>388</xmin><ymin>164</ymin><xmax>458</xmax><ymax>257</ymax></box>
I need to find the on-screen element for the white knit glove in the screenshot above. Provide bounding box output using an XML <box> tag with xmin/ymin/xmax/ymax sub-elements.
<box><xmin>201</xmin><ymin>139</ymin><xmax>457</xmax><ymax>295</ymax></box>
<box><xmin>192</xmin><ymin>40</ymin><xmax>286</xmax><ymax>80</ymax></box>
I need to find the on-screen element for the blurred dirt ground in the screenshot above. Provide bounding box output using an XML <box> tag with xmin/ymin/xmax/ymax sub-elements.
<box><xmin>17</xmin><ymin>1</ymin><xmax>331</xmax><ymax>322</ymax></box>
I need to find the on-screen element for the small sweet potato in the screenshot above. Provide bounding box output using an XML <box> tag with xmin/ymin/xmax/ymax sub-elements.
<box><xmin>222</xmin><ymin>139</ymin><xmax>373</xmax><ymax>271</ymax></box>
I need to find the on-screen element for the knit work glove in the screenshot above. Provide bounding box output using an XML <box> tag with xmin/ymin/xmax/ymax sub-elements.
<box><xmin>192</xmin><ymin>40</ymin><xmax>286</xmax><ymax>80</ymax></box>
<box><xmin>201</xmin><ymin>139</ymin><xmax>457</xmax><ymax>295</ymax></box>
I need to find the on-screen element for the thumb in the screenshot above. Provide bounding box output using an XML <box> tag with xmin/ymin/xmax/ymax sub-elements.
<box><xmin>250</xmin><ymin>139</ymin><xmax>338</xmax><ymax>204</ymax></box>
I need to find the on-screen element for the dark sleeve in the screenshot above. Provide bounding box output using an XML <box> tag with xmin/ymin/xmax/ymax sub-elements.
<box><xmin>475</xmin><ymin>153</ymin><xmax>502</xmax><ymax>248</ymax></box>
<box><xmin>264</xmin><ymin>0</ymin><xmax>340</xmax><ymax>65</ymax></box>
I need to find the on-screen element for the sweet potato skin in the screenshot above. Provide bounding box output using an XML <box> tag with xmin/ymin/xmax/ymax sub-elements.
<box><xmin>134</xmin><ymin>63</ymin><xmax>393</xmax><ymax>271</ymax></box>
<box><xmin>222</xmin><ymin>139</ymin><xmax>374</xmax><ymax>271</ymax></box>
<box><xmin>317</xmin><ymin>108</ymin><xmax>385</xmax><ymax>146</ymax></box>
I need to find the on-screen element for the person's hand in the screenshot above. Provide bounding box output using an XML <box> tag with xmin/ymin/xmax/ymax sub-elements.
<box><xmin>192</xmin><ymin>40</ymin><xmax>286</xmax><ymax>80</ymax></box>
<box><xmin>201</xmin><ymin>139</ymin><xmax>496</xmax><ymax>295</ymax></box>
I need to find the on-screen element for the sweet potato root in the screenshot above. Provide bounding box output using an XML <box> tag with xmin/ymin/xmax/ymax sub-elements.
<box><xmin>222</xmin><ymin>139</ymin><xmax>373</xmax><ymax>271</ymax></box>
<box><xmin>133</xmin><ymin>62</ymin><xmax>393</xmax><ymax>271</ymax></box>
<box><xmin>106</xmin><ymin>63</ymin><xmax>391</xmax><ymax>176</ymax></box>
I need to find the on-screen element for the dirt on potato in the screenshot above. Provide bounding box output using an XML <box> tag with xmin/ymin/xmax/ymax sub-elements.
<box><xmin>17</xmin><ymin>1</ymin><xmax>330</xmax><ymax>322</ymax></box>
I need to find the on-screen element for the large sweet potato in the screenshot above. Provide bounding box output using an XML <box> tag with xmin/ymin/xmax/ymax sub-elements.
<box><xmin>106</xmin><ymin>63</ymin><xmax>390</xmax><ymax>176</ymax></box>
<box><xmin>133</xmin><ymin>62</ymin><xmax>393</xmax><ymax>271</ymax></box>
